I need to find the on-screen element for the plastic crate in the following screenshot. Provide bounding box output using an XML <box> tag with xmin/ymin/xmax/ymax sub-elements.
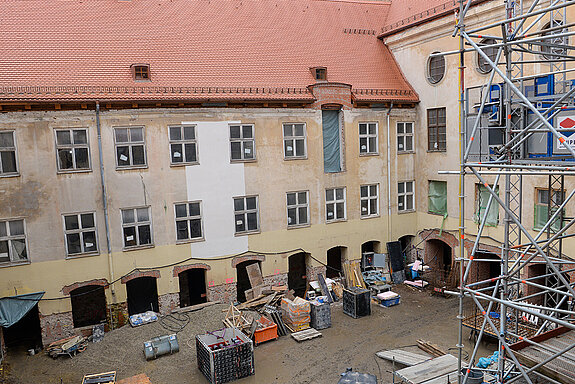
<box><xmin>379</xmin><ymin>296</ymin><xmax>400</xmax><ymax>307</ymax></box>
<box><xmin>253</xmin><ymin>316</ymin><xmax>277</xmax><ymax>346</ymax></box>
<box><xmin>310</xmin><ymin>301</ymin><xmax>331</xmax><ymax>330</ymax></box>
<box><xmin>343</xmin><ymin>287</ymin><xmax>371</xmax><ymax>319</ymax></box>
<box><xmin>196</xmin><ymin>328</ymin><xmax>254</xmax><ymax>384</ymax></box>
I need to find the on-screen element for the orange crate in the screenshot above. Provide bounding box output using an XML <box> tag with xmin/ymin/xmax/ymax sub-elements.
<box><xmin>253</xmin><ymin>316</ymin><xmax>278</xmax><ymax>346</ymax></box>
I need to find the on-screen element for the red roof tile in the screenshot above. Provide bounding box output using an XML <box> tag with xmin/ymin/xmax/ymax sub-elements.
<box><xmin>0</xmin><ymin>0</ymin><xmax>418</xmax><ymax>103</ymax></box>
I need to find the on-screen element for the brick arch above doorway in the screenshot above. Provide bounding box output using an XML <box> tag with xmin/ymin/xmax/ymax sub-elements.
<box><xmin>173</xmin><ymin>263</ymin><xmax>211</xmax><ymax>277</ymax></box>
<box><xmin>419</xmin><ymin>229</ymin><xmax>459</xmax><ymax>248</ymax></box>
<box><xmin>120</xmin><ymin>270</ymin><xmax>160</xmax><ymax>284</ymax></box>
<box><xmin>62</xmin><ymin>278</ymin><xmax>108</xmax><ymax>295</ymax></box>
<box><xmin>231</xmin><ymin>254</ymin><xmax>265</xmax><ymax>268</ymax></box>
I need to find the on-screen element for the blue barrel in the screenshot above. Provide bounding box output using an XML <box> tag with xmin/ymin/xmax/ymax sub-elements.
<box><xmin>144</xmin><ymin>334</ymin><xmax>179</xmax><ymax>360</ymax></box>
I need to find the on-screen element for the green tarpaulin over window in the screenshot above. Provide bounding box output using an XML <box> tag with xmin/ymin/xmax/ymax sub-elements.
<box><xmin>475</xmin><ymin>185</ymin><xmax>499</xmax><ymax>226</ymax></box>
<box><xmin>428</xmin><ymin>181</ymin><xmax>447</xmax><ymax>216</ymax></box>
<box><xmin>534</xmin><ymin>205</ymin><xmax>561</xmax><ymax>232</ymax></box>
<box><xmin>0</xmin><ymin>292</ymin><xmax>44</xmax><ymax>327</ymax></box>
<box><xmin>322</xmin><ymin>110</ymin><xmax>341</xmax><ymax>173</ymax></box>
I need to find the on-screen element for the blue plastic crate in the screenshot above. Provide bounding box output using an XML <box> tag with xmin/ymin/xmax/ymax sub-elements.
<box><xmin>379</xmin><ymin>295</ymin><xmax>400</xmax><ymax>307</ymax></box>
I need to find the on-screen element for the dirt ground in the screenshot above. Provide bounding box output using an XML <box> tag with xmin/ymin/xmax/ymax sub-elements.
<box><xmin>1</xmin><ymin>286</ymin><xmax>499</xmax><ymax>384</ymax></box>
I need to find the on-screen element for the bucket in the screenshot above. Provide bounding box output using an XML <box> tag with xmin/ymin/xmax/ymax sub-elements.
<box><xmin>461</xmin><ymin>368</ymin><xmax>484</xmax><ymax>384</ymax></box>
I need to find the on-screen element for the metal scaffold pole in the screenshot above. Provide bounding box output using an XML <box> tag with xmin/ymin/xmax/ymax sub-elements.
<box><xmin>454</xmin><ymin>0</ymin><xmax>575</xmax><ymax>383</ymax></box>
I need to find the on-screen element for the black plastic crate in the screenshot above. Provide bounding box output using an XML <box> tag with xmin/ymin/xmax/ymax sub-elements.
<box><xmin>196</xmin><ymin>327</ymin><xmax>254</xmax><ymax>384</ymax></box>
<box><xmin>310</xmin><ymin>301</ymin><xmax>331</xmax><ymax>330</ymax></box>
<box><xmin>343</xmin><ymin>287</ymin><xmax>371</xmax><ymax>319</ymax></box>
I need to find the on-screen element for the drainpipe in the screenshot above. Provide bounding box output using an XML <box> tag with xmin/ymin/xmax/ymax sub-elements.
<box><xmin>386</xmin><ymin>103</ymin><xmax>394</xmax><ymax>242</ymax></box>
<box><xmin>96</xmin><ymin>102</ymin><xmax>115</xmax><ymax>297</ymax></box>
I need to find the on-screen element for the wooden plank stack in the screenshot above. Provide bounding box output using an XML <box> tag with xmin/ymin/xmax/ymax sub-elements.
<box><xmin>342</xmin><ymin>260</ymin><xmax>366</xmax><ymax>289</ymax></box>
<box><xmin>416</xmin><ymin>339</ymin><xmax>446</xmax><ymax>358</ymax></box>
<box><xmin>82</xmin><ymin>371</ymin><xmax>116</xmax><ymax>384</ymax></box>
<box><xmin>291</xmin><ymin>328</ymin><xmax>322</xmax><ymax>342</ymax></box>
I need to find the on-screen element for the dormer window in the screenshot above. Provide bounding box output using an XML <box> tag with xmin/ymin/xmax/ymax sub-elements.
<box><xmin>131</xmin><ymin>64</ymin><xmax>150</xmax><ymax>81</ymax></box>
<box><xmin>311</xmin><ymin>67</ymin><xmax>327</xmax><ymax>81</ymax></box>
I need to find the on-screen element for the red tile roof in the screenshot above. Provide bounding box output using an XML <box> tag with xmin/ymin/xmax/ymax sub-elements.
<box><xmin>0</xmin><ymin>0</ymin><xmax>418</xmax><ymax>103</ymax></box>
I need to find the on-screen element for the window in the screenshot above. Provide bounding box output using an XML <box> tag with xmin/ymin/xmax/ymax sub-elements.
<box><xmin>541</xmin><ymin>20</ymin><xmax>567</xmax><ymax>60</ymax></box>
<box><xmin>63</xmin><ymin>213</ymin><xmax>98</xmax><ymax>256</ymax></box>
<box><xmin>175</xmin><ymin>202</ymin><xmax>203</xmax><ymax>241</ymax></box>
<box><xmin>427</xmin><ymin>53</ymin><xmax>445</xmax><ymax>84</ymax></box>
<box><xmin>360</xmin><ymin>184</ymin><xmax>379</xmax><ymax>217</ymax></box>
<box><xmin>132</xmin><ymin>64</ymin><xmax>150</xmax><ymax>81</ymax></box>
<box><xmin>312</xmin><ymin>67</ymin><xmax>327</xmax><ymax>81</ymax></box>
<box><xmin>121</xmin><ymin>207</ymin><xmax>152</xmax><ymax>248</ymax></box>
<box><xmin>55</xmin><ymin>128</ymin><xmax>90</xmax><ymax>171</ymax></box>
<box><xmin>283</xmin><ymin>123</ymin><xmax>307</xmax><ymax>159</ymax></box>
<box><xmin>169</xmin><ymin>125</ymin><xmax>197</xmax><ymax>165</ymax></box>
<box><xmin>428</xmin><ymin>181</ymin><xmax>447</xmax><ymax>216</ymax></box>
<box><xmin>0</xmin><ymin>131</ymin><xmax>17</xmax><ymax>176</ymax></box>
<box><xmin>397</xmin><ymin>122</ymin><xmax>414</xmax><ymax>152</ymax></box>
<box><xmin>359</xmin><ymin>122</ymin><xmax>378</xmax><ymax>155</ymax></box>
<box><xmin>0</xmin><ymin>219</ymin><xmax>27</xmax><ymax>264</ymax></box>
<box><xmin>234</xmin><ymin>196</ymin><xmax>259</xmax><ymax>234</ymax></box>
<box><xmin>326</xmin><ymin>187</ymin><xmax>346</xmax><ymax>222</ymax></box>
<box><xmin>477</xmin><ymin>38</ymin><xmax>499</xmax><ymax>74</ymax></box>
<box><xmin>535</xmin><ymin>188</ymin><xmax>564</xmax><ymax>232</ymax></box>
<box><xmin>428</xmin><ymin>108</ymin><xmax>446</xmax><ymax>152</ymax></box>
<box><xmin>474</xmin><ymin>185</ymin><xmax>499</xmax><ymax>226</ymax></box>
<box><xmin>230</xmin><ymin>124</ymin><xmax>255</xmax><ymax>161</ymax></box>
<box><xmin>322</xmin><ymin>109</ymin><xmax>342</xmax><ymax>173</ymax></box>
<box><xmin>398</xmin><ymin>181</ymin><xmax>414</xmax><ymax>212</ymax></box>
<box><xmin>287</xmin><ymin>191</ymin><xmax>309</xmax><ymax>227</ymax></box>
<box><xmin>114</xmin><ymin>127</ymin><xmax>146</xmax><ymax>168</ymax></box>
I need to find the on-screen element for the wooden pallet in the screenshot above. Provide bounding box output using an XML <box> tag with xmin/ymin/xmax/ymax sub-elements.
<box><xmin>291</xmin><ymin>328</ymin><xmax>322</xmax><ymax>342</ymax></box>
<box><xmin>82</xmin><ymin>371</ymin><xmax>116</xmax><ymax>384</ymax></box>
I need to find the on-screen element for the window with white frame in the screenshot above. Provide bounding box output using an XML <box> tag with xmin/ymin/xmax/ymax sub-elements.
<box><xmin>287</xmin><ymin>191</ymin><xmax>309</xmax><ymax>227</ymax></box>
<box><xmin>326</xmin><ymin>187</ymin><xmax>346</xmax><ymax>222</ymax></box>
<box><xmin>169</xmin><ymin>125</ymin><xmax>198</xmax><ymax>165</ymax></box>
<box><xmin>360</xmin><ymin>184</ymin><xmax>379</xmax><ymax>217</ymax></box>
<box><xmin>0</xmin><ymin>219</ymin><xmax>27</xmax><ymax>264</ymax></box>
<box><xmin>175</xmin><ymin>201</ymin><xmax>203</xmax><ymax>241</ymax></box>
<box><xmin>283</xmin><ymin>123</ymin><xmax>306</xmax><ymax>159</ymax></box>
<box><xmin>398</xmin><ymin>181</ymin><xmax>415</xmax><ymax>212</ymax></box>
<box><xmin>359</xmin><ymin>122</ymin><xmax>378</xmax><ymax>154</ymax></box>
<box><xmin>230</xmin><ymin>124</ymin><xmax>255</xmax><ymax>161</ymax></box>
<box><xmin>397</xmin><ymin>122</ymin><xmax>414</xmax><ymax>152</ymax></box>
<box><xmin>114</xmin><ymin>127</ymin><xmax>146</xmax><ymax>168</ymax></box>
<box><xmin>55</xmin><ymin>128</ymin><xmax>91</xmax><ymax>171</ymax></box>
<box><xmin>0</xmin><ymin>131</ymin><xmax>18</xmax><ymax>176</ymax></box>
<box><xmin>121</xmin><ymin>207</ymin><xmax>152</xmax><ymax>248</ymax></box>
<box><xmin>63</xmin><ymin>212</ymin><xmax>98</xmax><ymax>255</ymax></box>
<box><xmin>234</xmin><ymin>196</ymin><xmax>259</xmax><ymax>234</ymax></box>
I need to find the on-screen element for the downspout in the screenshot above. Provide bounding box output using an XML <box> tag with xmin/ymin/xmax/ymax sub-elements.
<box><xmin>387</xmin><ymin>103</ymin><xmax>394</xmax><ymax>241</ymax></box>
<box><xmin>96</xmin><ymin>102</ymin><xmax>115</xmax><ymax>298</ymax></box>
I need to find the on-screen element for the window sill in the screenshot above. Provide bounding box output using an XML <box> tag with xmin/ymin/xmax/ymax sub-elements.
<box><xmin>359</xmin><ymin>152</ymin><xmax>379</xmax><ymax>157</ymax></box>
<box><xmin>0</xmin><ymin>173</ymin><xmax>20</xmax><ymax>178</ymax></box>
<box><xmin>66</xmin><ymin>252</ymin><xmax>100</xmax><ymax>260</ymax></box>
<box><xmin>428</xmin><ymin>212</ymin><xmax>448</xmax><ymax>216</ymax></box>
<box><xmin>170</xmin><ymin>162</ymin><xmax>199</xmax><ymax>167</ymax></box>
<box><xmin>230</xmin><ymin>159</ymin><xmax>257</xmax><ymax>163</ymax></box>
<box><xmin>176</xmin><ymin>237</ymin><xmax>205</xmax><ymax>244</ymax></box>
<box><xmin>360</xmin><ymin>214</ymin><xmax>380</xmax><ymax>220</ymax></box>
<box><xmin>326</xmin><ymin>218</ymin><xmax>347</xmax><ymax>224</ymax></box>
<box><xmin>234</xmin><ymin>230</ymin><xmax>260</xmax><ymax>236</ymax></box>
<box><xmin>426</xmin><ymin>150</ymin><xmax>447</xmax><ymax>153</ymax></box>
<box><xmin>122</xmin><ymin>244</ymin><xmax>155</xmax><ymax>252</ymax></box>
<box><xmin>0</xmin><ymin>260</ymin><xmax>30</xmax><ymax>268</ymax></box>
<box><xmin>57</xmin><ymin>169</ymin><xmax>93</xmax><ymax>175</ymax></box>
<box><xmin>284</xmin><ymin>156</ymin><xmax>308</xmax><ymax>161</ymax></box>
<box><xmin>287</xmin><ymin>223</ymin><xmax>311</xmax><ymax>230</ymax></box>
<box><xmin>397</xmin><ymin>209</ymin><xmax>415</xmax><ymax>215</ymax></box>
<box><xmin>116</xmin><ymin>165</ymin><xmax>148</xmax><ymax>171</ymax></box>
<box><xmin>397</xmin><ymin>150</ymin><xmax>415</xmax><ymax>155</ymax></box>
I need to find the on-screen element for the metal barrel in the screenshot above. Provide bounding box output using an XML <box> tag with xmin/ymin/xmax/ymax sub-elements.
<box><xmin>143</xmin><ymin>334</ymin><xmax>179</xmax><ymax>360</ymax></box>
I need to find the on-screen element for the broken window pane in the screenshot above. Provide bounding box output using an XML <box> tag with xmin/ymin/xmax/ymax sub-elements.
<box><xmin>11</xmin><ymin>239</ymin><xmax>27</xmax><ymax>260</ymax></box>
<box><xmin>138</xmin><ymin>225</ymin><xmax>151</xmax><ymax>245</ymax></box>
<box><xmin>75</xmin><ymin>148</ymin><xmax>89</xmax><ymax>169</ymax></box>
<box><xmin>67</xmin><ymin>233</ymin><xmax>82</xmax><ymax>254</ymax></box>
<box><xmin>132</xmin><ymin>145</ymin><xmax>145</xmax><ymax>165</ymax></box>
<box><xmin>0</xmin><ymin>241</ymin><xmax>9</xmax><ymax>262</ymax></box>
<box><xmin>0</xmin><ymin>151</ymin><xmax>17</xmax><ymax>173</ymax></box>
<box><xmin>58</xmin><ymin>149</ymin><xmax>74</xmax><ymax>170</ymax></box>
<box><xmin>190</xmin><ymin>218</ymin><xmax>202</xmax><ymax>238</ymax></box>
<box><xmin>176</xmin><ymin>220</ymin><xmax>188</xmax><ymax>240</ymax></box>
<box><xmin>82</xmin><ymin>231</ymin><xmax>97</xmax><ymax>252</ymax></box>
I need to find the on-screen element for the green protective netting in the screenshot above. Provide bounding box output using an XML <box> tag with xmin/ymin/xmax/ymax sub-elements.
<box><xmin>534</xmin><ymin>205</ymin><xmax>561</xmax><ymax>232</ymax></box>
<box><xmin>428</xmin><ymin>181</ymin><xmax>447</xmax><ymax>216</ymax></box>
<box><xmin>322</xmin><ymin>110</ymin><xmax>341</xmax><ymax>173</ymax></box>
<box><xmin>475</xmin><ymin>185</ymin><xmax>499</xmax><ymax>227</ymax></box>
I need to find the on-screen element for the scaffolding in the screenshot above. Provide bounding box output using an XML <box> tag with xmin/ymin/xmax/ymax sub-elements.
<box><xmin>451</xmin><ymin>0</ymin><xmax>575</xmax><ymax>383</ymax></box>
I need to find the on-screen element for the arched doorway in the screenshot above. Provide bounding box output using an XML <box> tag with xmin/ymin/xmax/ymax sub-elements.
<box><xmin>326</xmin><ymin>246</ymin><xmax>346</xmax><ymax>279</ymax></box>
<box><xmin>288</xmin><ymin>253</ymin><xmax>308</xmax><ymax>298</ymax></box>
<box><xmin>361</xmin><ymin>241</ymin><xmax>380</xmax><ymax>270</ymax></box>
<box><xmin>70</xmin><ymin>285</ymin><xmax>107</xmax><ymax>328</ymax></box>
<box><xmin>178</xmin><ymin>268</ymin><xmax>207</xmax><ymax>307</ymax></box>
<box><xmin>236</xmin><ymin>260</ymin><xmax>261</xmax><ymax>302</ymax></box>
<box><xmin>399</xmin><ymin>235</ymin><xmax>417</xmax><ymax>264</ymax></box>
<box><xmin>126</xmin><ymin>277</ymin><xmax>159</xmax><ymax>315</ymax></box>
<box><xmin>426</xmin><ymin>239</ymin><xmax>453</xmax><ymax>287</ymax></box>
